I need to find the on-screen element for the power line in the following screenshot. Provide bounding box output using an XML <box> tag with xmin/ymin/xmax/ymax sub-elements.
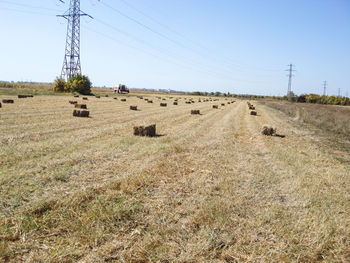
<box><xmin>97</xmin><ymin>0</ymin><xmax>281</xmax><ymax>74</ymax></box>
<box><xmin>0</xmin><ymin>0</ymin><xmax>63</xmax><ymax>12</ymax></box>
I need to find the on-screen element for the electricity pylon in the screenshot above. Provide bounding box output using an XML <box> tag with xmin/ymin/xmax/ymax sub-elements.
<box><xmin>57</xmin><ymin>0</ymin><xmax>92</xmax><ymax>80</ymax></box>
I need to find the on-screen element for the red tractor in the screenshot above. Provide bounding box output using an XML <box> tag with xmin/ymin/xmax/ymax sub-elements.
<box><xmin>114</xmin><ymin>84</ymin><xmax>129</xmax><ymax>94</ymax></box>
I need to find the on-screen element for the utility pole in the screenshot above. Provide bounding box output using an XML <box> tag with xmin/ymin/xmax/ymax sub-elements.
<box><xmin>285</xmin><ymin>64</ymin><xmax>295</xmax><ymax>96</ymax></box>
<box><xmin>323</xmin><ymin>81</ymin><xmax>327</xmax><ymax>96</ymax></box>
<box><xmin>338</xmin><ymin>88</ymin><xmax>341</xmax><ymax>97</ymax></box>
<box><xmin>57</xmin><ymin>0</ymin><xmax>92</xmax><ymax>80</ymax></box>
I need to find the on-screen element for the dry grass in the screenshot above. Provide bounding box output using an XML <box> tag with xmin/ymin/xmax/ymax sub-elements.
<box><xmin>262</xmin><ymin>100</ymin><xmax>350</xmax><ymax>136</ymax></box>
<box><xmin>0</xmin><ymin>94</ymin><xmax>349</xmax><ymax>262</ymax></box>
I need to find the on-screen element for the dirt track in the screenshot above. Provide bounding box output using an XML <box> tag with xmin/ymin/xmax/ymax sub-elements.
<box><xmin>0</xmin><ymin>95</ymin><xmax>349</xmax><ymax>262</ymax></box>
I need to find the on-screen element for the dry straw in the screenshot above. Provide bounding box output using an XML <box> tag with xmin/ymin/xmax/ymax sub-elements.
<box><xmin>75</xmin><ymin>104</ymin><xmax>87</xmax><ymax>109</ymax></box>
<box><xmin>262</xmin><ymin>124</ymin><xmax>276</xmax><ymax>136</ymax></box>
<box><xmin>73</xmin><ymin>110</ymin><xmax>90</xmax><ymax>118</ymax></box>
<box><xmin>133</xmin><ymin>124</ymin><xmax>156</xmax><ymax>137</ymax></box>
<box><xmin>2</xmin><ymin>99</ymin><xmax>14</xmax><ymax>104</ymax></box>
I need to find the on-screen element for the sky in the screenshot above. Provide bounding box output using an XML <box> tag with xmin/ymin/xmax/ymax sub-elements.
<box><xmin>0</xmin><ymin>0</ymin><xmax>349</xmax><ymax>96</ymax></box>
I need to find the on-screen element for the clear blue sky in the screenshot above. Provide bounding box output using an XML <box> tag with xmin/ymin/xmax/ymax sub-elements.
<box><xmin>0</xmin><ymin>0</ymin><xmax>349</xmax><ymax>96</ymax></box>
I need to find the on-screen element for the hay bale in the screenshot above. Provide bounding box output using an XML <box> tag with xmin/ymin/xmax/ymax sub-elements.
<box><xmin>262</xmin><ymin>125</ymin><xmax>276</xmax><ymax>136</ymax></box>
<box><xmin>186</xmin><ymin>101</ymin><xmax>191</xmax><ymax>104</ymax></box>
<box><xmin>0</xmin><ymin>102</ymin><xmax>2</xmax><ymax>108</ymax></box>
<box><xmin>105</xmin><ymin>95</ymin><xmax>109</xmax><ymax>97</ymax></box>
<box><xmin>18</xmin><ymin>95</ymin><xmax>30</xmax><ymax>98</ymax></box>
<box><xmin>83</xmin><ymin>97</ymin><xmax>88</xmax><ymax>100</ymax></box>
<box><xmin>133</xmin><ymin>124</ymin><xmax>156</xmax><ymax>137</ymax></box>
<box><xmin>75</xmin><ymin>104</ymin><xmax>87</xmax><ymax>109</ymax></box>
<box><xmin>213</xmin><ymin>105</ymin><xmax>218</xmax><ymax>109</ymax></box>
<box><xmin>144</xmin><ymin>124</ymin><xmax>156</xmax><ymax>137</ymax></box>
<box><xmin>227</xmin><ymin>102</ymin><xmax>231</xmax><ymax>104</ymax></box>
<box><xmin>74</xmin><ymin>95</ymin><xmax>79</xmax><ymax>98</ymax></box>
<box><xmin>221</xmin><ymin>103</ymin><xmax>225</xmax><ymax>106</ymax></box>
<box><xmin>173</xmin><ymin>102</ymin><xmax>178</xmax><ymax>105</ymax></box>
<box><xmin>73</xmin><ymin>110</ymin><xmax>89</xmax><ymax>118</ymax></box>
<box><xmin>130</xmin><ymin>106</ymin><xmax>138</xmax><ymax>111</ymax></box>
<box><xmin>162</xmin><ymin>98</ymin><xmax>166</xmax><ymax>101</ymax></box>
<box><xmin>121</xmin><ymin>99</ymin><xmax>126</xmax><ymax>102</ymax></box>
<box><xmin>2</xmin><ymin>99</ymin><xmax>14</xmax><ymax>104</ymax></box>
<box><xmin>160</xmin><ymin>103</ymin><xmax>167</xmax><ymax>107</ymax></box>
<box><xmin>113</xmin><ymin>97</ymin><xmax>118</xmax><ymax>100</ymax></box>
<box><xmin>249</xmin><ymin>105</ymin><xmax>255</xmax><ymax>110</ymax></box>
<box><xmin>95</xmin><ymin>96</ymin><xmax>100</xmax><ymax>98</ymax></box>
<box><xmin>147</xmin><ymin>100</ymin><xmax>153</xmax><ymax>103</ymax></box>
<box><xmin>191</xmin><ymin>110</ymin><xmax>200</xmax><ymax>115</ymax></box>
<box><xmin>250</xmin><ymin>111</ymin><xmax>257</xmax><ymax>116</ymax></box>
<box><xmin>69</xmin><ymin>101</ymin><xmax>78</xmax><ymax>104</ymax></box>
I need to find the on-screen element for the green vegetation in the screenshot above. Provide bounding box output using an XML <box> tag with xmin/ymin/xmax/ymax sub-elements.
<box><xmin>54</xmin><ymin>74</ymin><xmax>92</xmax><ymax>95</ymax></box>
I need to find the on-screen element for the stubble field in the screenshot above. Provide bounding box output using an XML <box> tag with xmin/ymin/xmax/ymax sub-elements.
<box><xmin>0</xmin><ymin>93</ymin><xmax>349</xmax><ymax>262</ymax></box>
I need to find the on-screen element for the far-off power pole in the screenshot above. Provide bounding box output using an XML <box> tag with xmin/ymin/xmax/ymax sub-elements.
<box><xmin>57</xmin><ymin>0</ymin><xmax>92</xmax><ymax>81</ymax></box>
<box><xmin>323</xmin><ymin>81</ymin><xmax>327</xmax><ymax>96</ymax></box>
<box><xmin>286</xmin><ymin>64</ymin><xmax>295</xmax><ymax>96</ymax></box>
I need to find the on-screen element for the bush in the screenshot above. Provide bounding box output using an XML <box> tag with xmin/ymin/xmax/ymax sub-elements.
<box><xmin>66</xmin><ymin>74</ymin><xmax>92</xmax><ymax>95</ymax></box>
<box><xmin>53</xmin><ymin>78</ymin><xmax>66</xmax><ymax>92</ymax></box>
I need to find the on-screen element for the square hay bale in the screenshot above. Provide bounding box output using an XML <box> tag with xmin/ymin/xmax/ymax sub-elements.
<box><xmin>69</xmin><ymin>101</ymin><xmax>78</xmax><ymax>104</ymax></box>
<box><xmin>105</xmin><ymin>95</ymin><xmax>109</xmax><ymax>97</ymax></box>
<box><xmin>227</xmin><ymin>102</ymin><xmax>231</xmax><ymax>104</ymax></box>
<box><xmin>0</xmin><ymin>102</ymin><xmax>2</xmax><ymax>108</ymax></box>
<box><xmin>74</xmin><ymin>95</ymin><xmax>79</xmax><ymax>98</ymax></box>
<box><xmin>162</xmin><ymin>98</ymin><xmax>166</xmax><ymax>101</ymax></box>
<box><xmin>130</xmin><ymin>106</ymin><xmax>138</xmax><ymax>111</ymax></box>
<box><xmin>173</xmin><ymin>102</ymin><xmax>178</xmax><ymax>105</ymax></box>
<box><xmin>147</xmin><ymin>100</ymin><xmax>153</xmax><ymax>103</ymax></box>
<box><xmin>160</xmin><ymin>103</ymin><xmax>167</xmax><ymax>107</ymax></box>
<box><xmin>249</xmin><ymin>105</ymin><xmax>255</xmax><ymax>110</ymax></box>
<box><xmin>121</xmin><ymin>99</ymin><xmax>126</xmax><ymax>102</ymax></box>
<box><xmin>250</xmin><ymin>111</ymin><xmax>257</xmax><ymax>116</ymax></box>
<box><xmin>113</xmin><ymin>97</ymin><xmax>118</xmax><ymax>100</ymax></box>
<box><xmin>95</xmin><ymin>96</ymin><xmax>100</xmax><ymax>98</ymax></box>
<box><xmin>262</xmin><ymin>125</ymin><xmax>276</xmax><ymax>136</ymax></box>
<box><xmin>18</xmin><ymin>95</ymin><xmax>30</xmax><ymax>98</ymax></box>
<box><xmin>83</xmin><ymin>97</ymin><xmax>88</xmax><ymax>100</ymax></box>
<box><xmin>213</xmin><ymin>105</ymin><xmax>218</xmax><ymax>109</ymax></box>
<box><xmin>73</xmin><ymin>110</ymin><xmax>89</xmax><ymax>118</ymax></box>
<box><xmin>75</xmin><ymin>104</ymin><xmax>87</xmax><ymax>109</ymax></box>
<box><xmin>191</xmin><ymin>110</ymin><xmax>200</xmax><ymax>115</ymax></box>
<box><xmin>133</xmin><ymin>124</ymin><xmax>156</xmax><ymax>137</ymax></box>
<box><xmin>2</xmin><ymin>99</ymin><xmax>14</xmax><ymax>104</ymax></box>
<box><xmin>144</xmin><ymin>124</ymin><xmax>156</xmax><ymax>137</ymax></box>
<box><xmin>221</xmin><ymin>103</ymin><xmax>225</xmax><ymax>106</ymax></box>
<box><xmin>186</xmin><ymin>101</ymin><xmax>191</xmax><ymax>104</ymax></box>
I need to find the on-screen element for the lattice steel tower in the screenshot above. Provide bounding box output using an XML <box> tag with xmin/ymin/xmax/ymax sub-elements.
<box><xmin>58</xmin><ymin>0</ymin><xmax>92</xmax><ymax>80</ymax></box>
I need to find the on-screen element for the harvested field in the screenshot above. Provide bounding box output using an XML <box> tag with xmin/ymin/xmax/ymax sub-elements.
<box><xmin>0</xmin><ymin>94</ymin><xmax>349</xmax><ymax>262</ymax></box>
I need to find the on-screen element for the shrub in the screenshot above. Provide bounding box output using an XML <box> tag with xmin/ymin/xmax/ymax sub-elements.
<box><xmin>53</xmin><ymin>78</ymin><xmax>66</xmax><ymax>92</ymax></box>
<box><xmin>66</xmin><ymin>74</ymin><xmax>92</xmax><ymax>95</ymax></box>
